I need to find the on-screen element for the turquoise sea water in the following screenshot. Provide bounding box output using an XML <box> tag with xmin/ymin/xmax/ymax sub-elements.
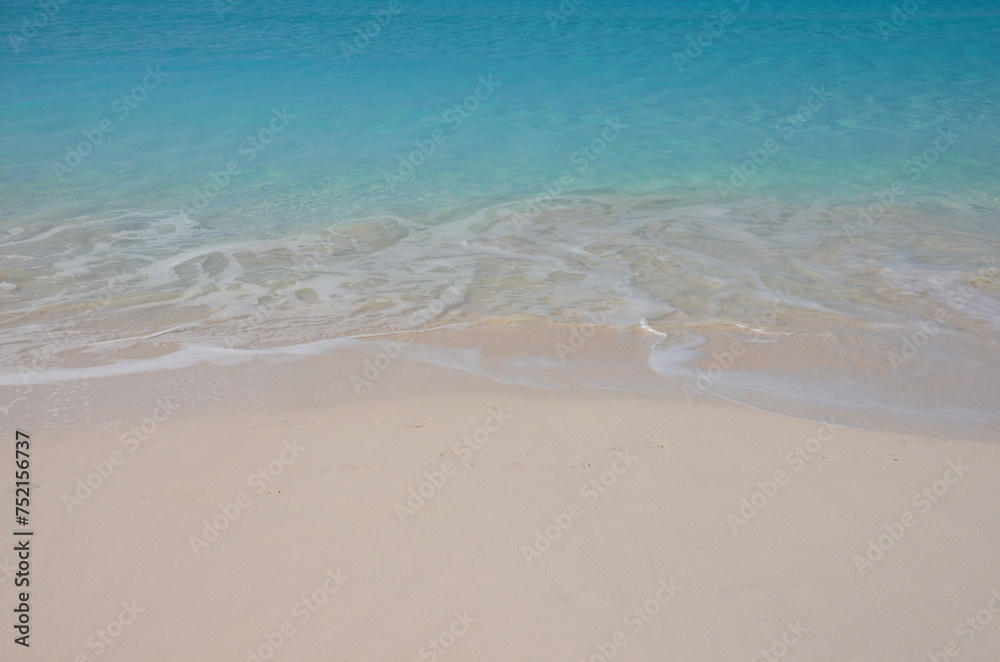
<box><xmin>1</xmin><ymin>0</ymin><xmax>999</xmax><ymax>429</ymax></box>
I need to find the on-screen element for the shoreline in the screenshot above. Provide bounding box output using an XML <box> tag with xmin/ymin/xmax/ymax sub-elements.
<box><xmin>3</xmin><ymin>195</ymin><xmax>997</xmax><ymax>442</ymax></box>
<box><xmin>5</xmin><ymin>318</ymin><xmax>998</xmax><ymax>441</ymax></box>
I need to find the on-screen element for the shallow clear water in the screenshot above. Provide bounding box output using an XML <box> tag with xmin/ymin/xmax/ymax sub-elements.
<box><xmin>1</xmin><ymin>0</ymin><xmax>999</xmax><ymax>429</ymax></box>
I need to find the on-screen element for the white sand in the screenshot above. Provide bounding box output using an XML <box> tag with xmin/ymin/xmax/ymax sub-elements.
<box><xmin>3</xmin><ymin>351</ymin><xmax>999</xmax><ymax>661</ymax></box>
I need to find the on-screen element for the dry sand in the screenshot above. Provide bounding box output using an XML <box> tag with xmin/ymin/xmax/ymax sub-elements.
<box><xmin>2</xmin><ymin>344</ymin><xmax>999</xmax><ymax>661</ymax></box>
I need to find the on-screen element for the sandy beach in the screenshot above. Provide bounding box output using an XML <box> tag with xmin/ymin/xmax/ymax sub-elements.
<box><xmin>3</xmin><ymin>340</ymin><xmax>999</xmax><ymax>661</ymax></box>
<box><xmin>4</xmin><ymin>2</ymin><xmax>1000</xmax><ymax>659</ymax></box>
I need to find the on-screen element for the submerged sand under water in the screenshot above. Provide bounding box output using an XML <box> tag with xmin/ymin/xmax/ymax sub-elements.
<box><xmin>1</xmin><ymin>195</ymin><xmax>998</xmax><ymax>436</ymax></box>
